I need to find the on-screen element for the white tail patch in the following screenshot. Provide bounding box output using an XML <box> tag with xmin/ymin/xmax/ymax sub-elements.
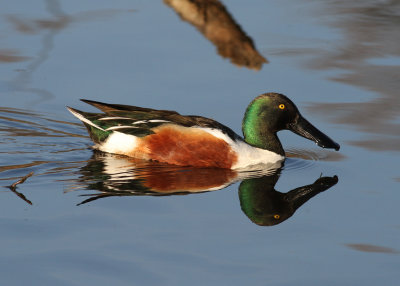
<box><xmin>97</xmin><ymin>131</ymin><xmax>138</xmax><ymax>155</ymax></box>
<box><xmin>67</xmin><ymin>107</ymin><xmax>105</xmax><ymax>131</ymax></box>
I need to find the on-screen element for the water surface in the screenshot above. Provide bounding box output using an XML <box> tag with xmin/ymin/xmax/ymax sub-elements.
<box><xmin>1</xmin><ymin>1</ymin><xmax>399</xmax><ymax>285</ymax></box>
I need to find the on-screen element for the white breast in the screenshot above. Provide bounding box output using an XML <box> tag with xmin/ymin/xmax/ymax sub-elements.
<box><xmin>199</xmin><ymin>127</ymin><xmax>284</xmax><ymax>169</ymax></box>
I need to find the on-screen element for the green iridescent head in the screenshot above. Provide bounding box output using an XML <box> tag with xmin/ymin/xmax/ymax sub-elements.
<box><xmin>242</xmin><ymin>93</ymin><xmax>340</xmax><ymax>155</ymax></box>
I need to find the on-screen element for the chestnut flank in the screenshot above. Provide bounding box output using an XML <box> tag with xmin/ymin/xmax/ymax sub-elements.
<box><xmin>132</xmin><ymin>125</ymin><xmax>238</xmax><ymax>168</ymax></box>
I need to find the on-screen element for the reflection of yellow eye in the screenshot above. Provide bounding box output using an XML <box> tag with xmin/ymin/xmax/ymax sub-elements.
<box><xmin>273</xmin><ymin>214</ymin><xmax>280</xmax><ymax>219</ymax></box>
<box><xmin>279</xmin><ymin>104</ymin><xmax>285</xmax><ymax>110</ymax></box>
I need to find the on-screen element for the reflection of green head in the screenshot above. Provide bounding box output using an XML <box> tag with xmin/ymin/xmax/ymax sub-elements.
<box><xmin>239</xmin><ymin>175</ymin><xmax>339</xmax><ymax>226</ymax></box>
<box><xmin>238</xmin><ymin>174</ymin><xmax>291</xmax><ymax>226</ymax></box>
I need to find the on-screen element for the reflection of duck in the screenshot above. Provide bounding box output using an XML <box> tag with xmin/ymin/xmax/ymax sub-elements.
<box><xmin>75</xmin><ymin>152</ymin><xmax>276</xmax><ymax>202</ymax></box>
<box><xmin>239</xmin><ymin>174</ymin><xmax>338</xmax><ymax>226</ymax></box>
<box><xmin>164</xmin><ymin>0</ymin><xmax>267</xmax><ymax>70</ymax></box>
<box><xmin>67</xmin><ymin>93</ymin><xmax>340</xmax><ymax>169</ymax></box>
<box><xmin>74</xmin><ymin>153</ymin><xmax>338</xmax><ymax>226</ymax></box>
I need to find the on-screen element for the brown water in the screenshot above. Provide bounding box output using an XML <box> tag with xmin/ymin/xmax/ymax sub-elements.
<box><xmin>1</xmin><ymin>1</ymin><xmax>399</xmax><ymax>285</ymax></box>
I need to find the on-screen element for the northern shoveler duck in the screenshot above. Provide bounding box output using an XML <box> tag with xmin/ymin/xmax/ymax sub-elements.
<box><xmin>67</xmin><ymin>93</ymin><xmax>340</xmax><ymax>169</ymax></box>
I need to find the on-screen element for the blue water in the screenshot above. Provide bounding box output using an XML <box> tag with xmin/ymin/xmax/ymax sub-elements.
<box><xmin>1</xmin><ymin>1</ymin><xmax>399</xmax><ymax>285</ymax></box>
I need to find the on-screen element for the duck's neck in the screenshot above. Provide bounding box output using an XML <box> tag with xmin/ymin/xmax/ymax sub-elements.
<box><xmin>242</xmin><ymin>105</ymin><xmax>285</xmax><ymax>156</ymax></box>
<box><xmin>243</xmin><ymin>129</ymin><xmax>284</xmax><ymax>156</ymax></box>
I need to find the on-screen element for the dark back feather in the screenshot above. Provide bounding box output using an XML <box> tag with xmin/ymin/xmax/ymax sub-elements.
<box><xmin>80</xmin><ymin>99</ymin><xmax>241</xmax><ymax>141</ymax></box>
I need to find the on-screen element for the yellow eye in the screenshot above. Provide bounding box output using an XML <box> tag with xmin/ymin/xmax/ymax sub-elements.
<box><xmin>273</xmin><ymin>214</ymin><xmax>280</xmax><ymax>219</ymax></box>
<box><xmin>279</xmin><ymin>104</ymin><xmax>285</xmax><ymax>110</ymax></box>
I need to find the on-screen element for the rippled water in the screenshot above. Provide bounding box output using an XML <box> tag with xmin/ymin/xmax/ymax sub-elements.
<box><xmin>1</xmin><ymin>1</ymin><xmax>399</xmax><ymax>285</ymax></box>
<box><xmin>0</xmin><ymin>107</ymin><xmax>86</xmax><ymax>182</ymax></box>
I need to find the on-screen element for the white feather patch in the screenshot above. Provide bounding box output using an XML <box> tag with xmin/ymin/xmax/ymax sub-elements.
<box><xmin>149</xmin><ymin>119</ymin><xmax>170</xmax><ymax>123</ymax></box>
<box><xmin>67</xmin><ymin>107</ymin><xmax>105</xmax><ymax>131</ymax></box>
<box><xmin>99</xmin><ymin>117</ymin><xmax>132</xmax><ymax>121</ymax></box>
<box><xmin>133</xmin><ymin>119</ymin><xmax>170</xmax><ymax>125</ymax></box>
<box><xmin>197</xmin><ymin>127</ymin><xmax>284</xmax><ymax>169</ymax></box>
<box><xmin>97</xmin><ymin>131</ymin><xmax>138</xmax><ymax>155</ymax></box>
<box><xmin>105</xmin><ymin>126</ymin><xmax>140</xmax><ymax>131</ymax></box>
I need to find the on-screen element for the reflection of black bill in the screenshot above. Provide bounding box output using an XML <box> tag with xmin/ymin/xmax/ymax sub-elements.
<box><xmin>239</xmin><ymin>174</ymin><xmax>339</xmax><ymax>226</ymax></box>
<box><xmin>288</xmin><ymin>115</ymin><xmax>340</xmax><ymax>151</ymax></box>
<box><xmin>286</xmin><ymin>175</ymin><xmax>339</xmax><ymax>210</ymax></box>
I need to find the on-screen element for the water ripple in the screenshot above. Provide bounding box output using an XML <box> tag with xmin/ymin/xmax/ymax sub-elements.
<box><xmin>0</xmin><ymin>107</ymin><xmax>89</xmax><ymax>184</ymax></box>
<box><xmin>284</xmin><ymin>147</ymin><xmax>346</xmax><ymax>172</ymax></box>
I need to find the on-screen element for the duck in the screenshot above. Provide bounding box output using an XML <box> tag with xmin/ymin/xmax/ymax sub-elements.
<box><xmin>67</xmin><ymin>92</ymin><xmax>340</xmax><ymax>169</ymax></box>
